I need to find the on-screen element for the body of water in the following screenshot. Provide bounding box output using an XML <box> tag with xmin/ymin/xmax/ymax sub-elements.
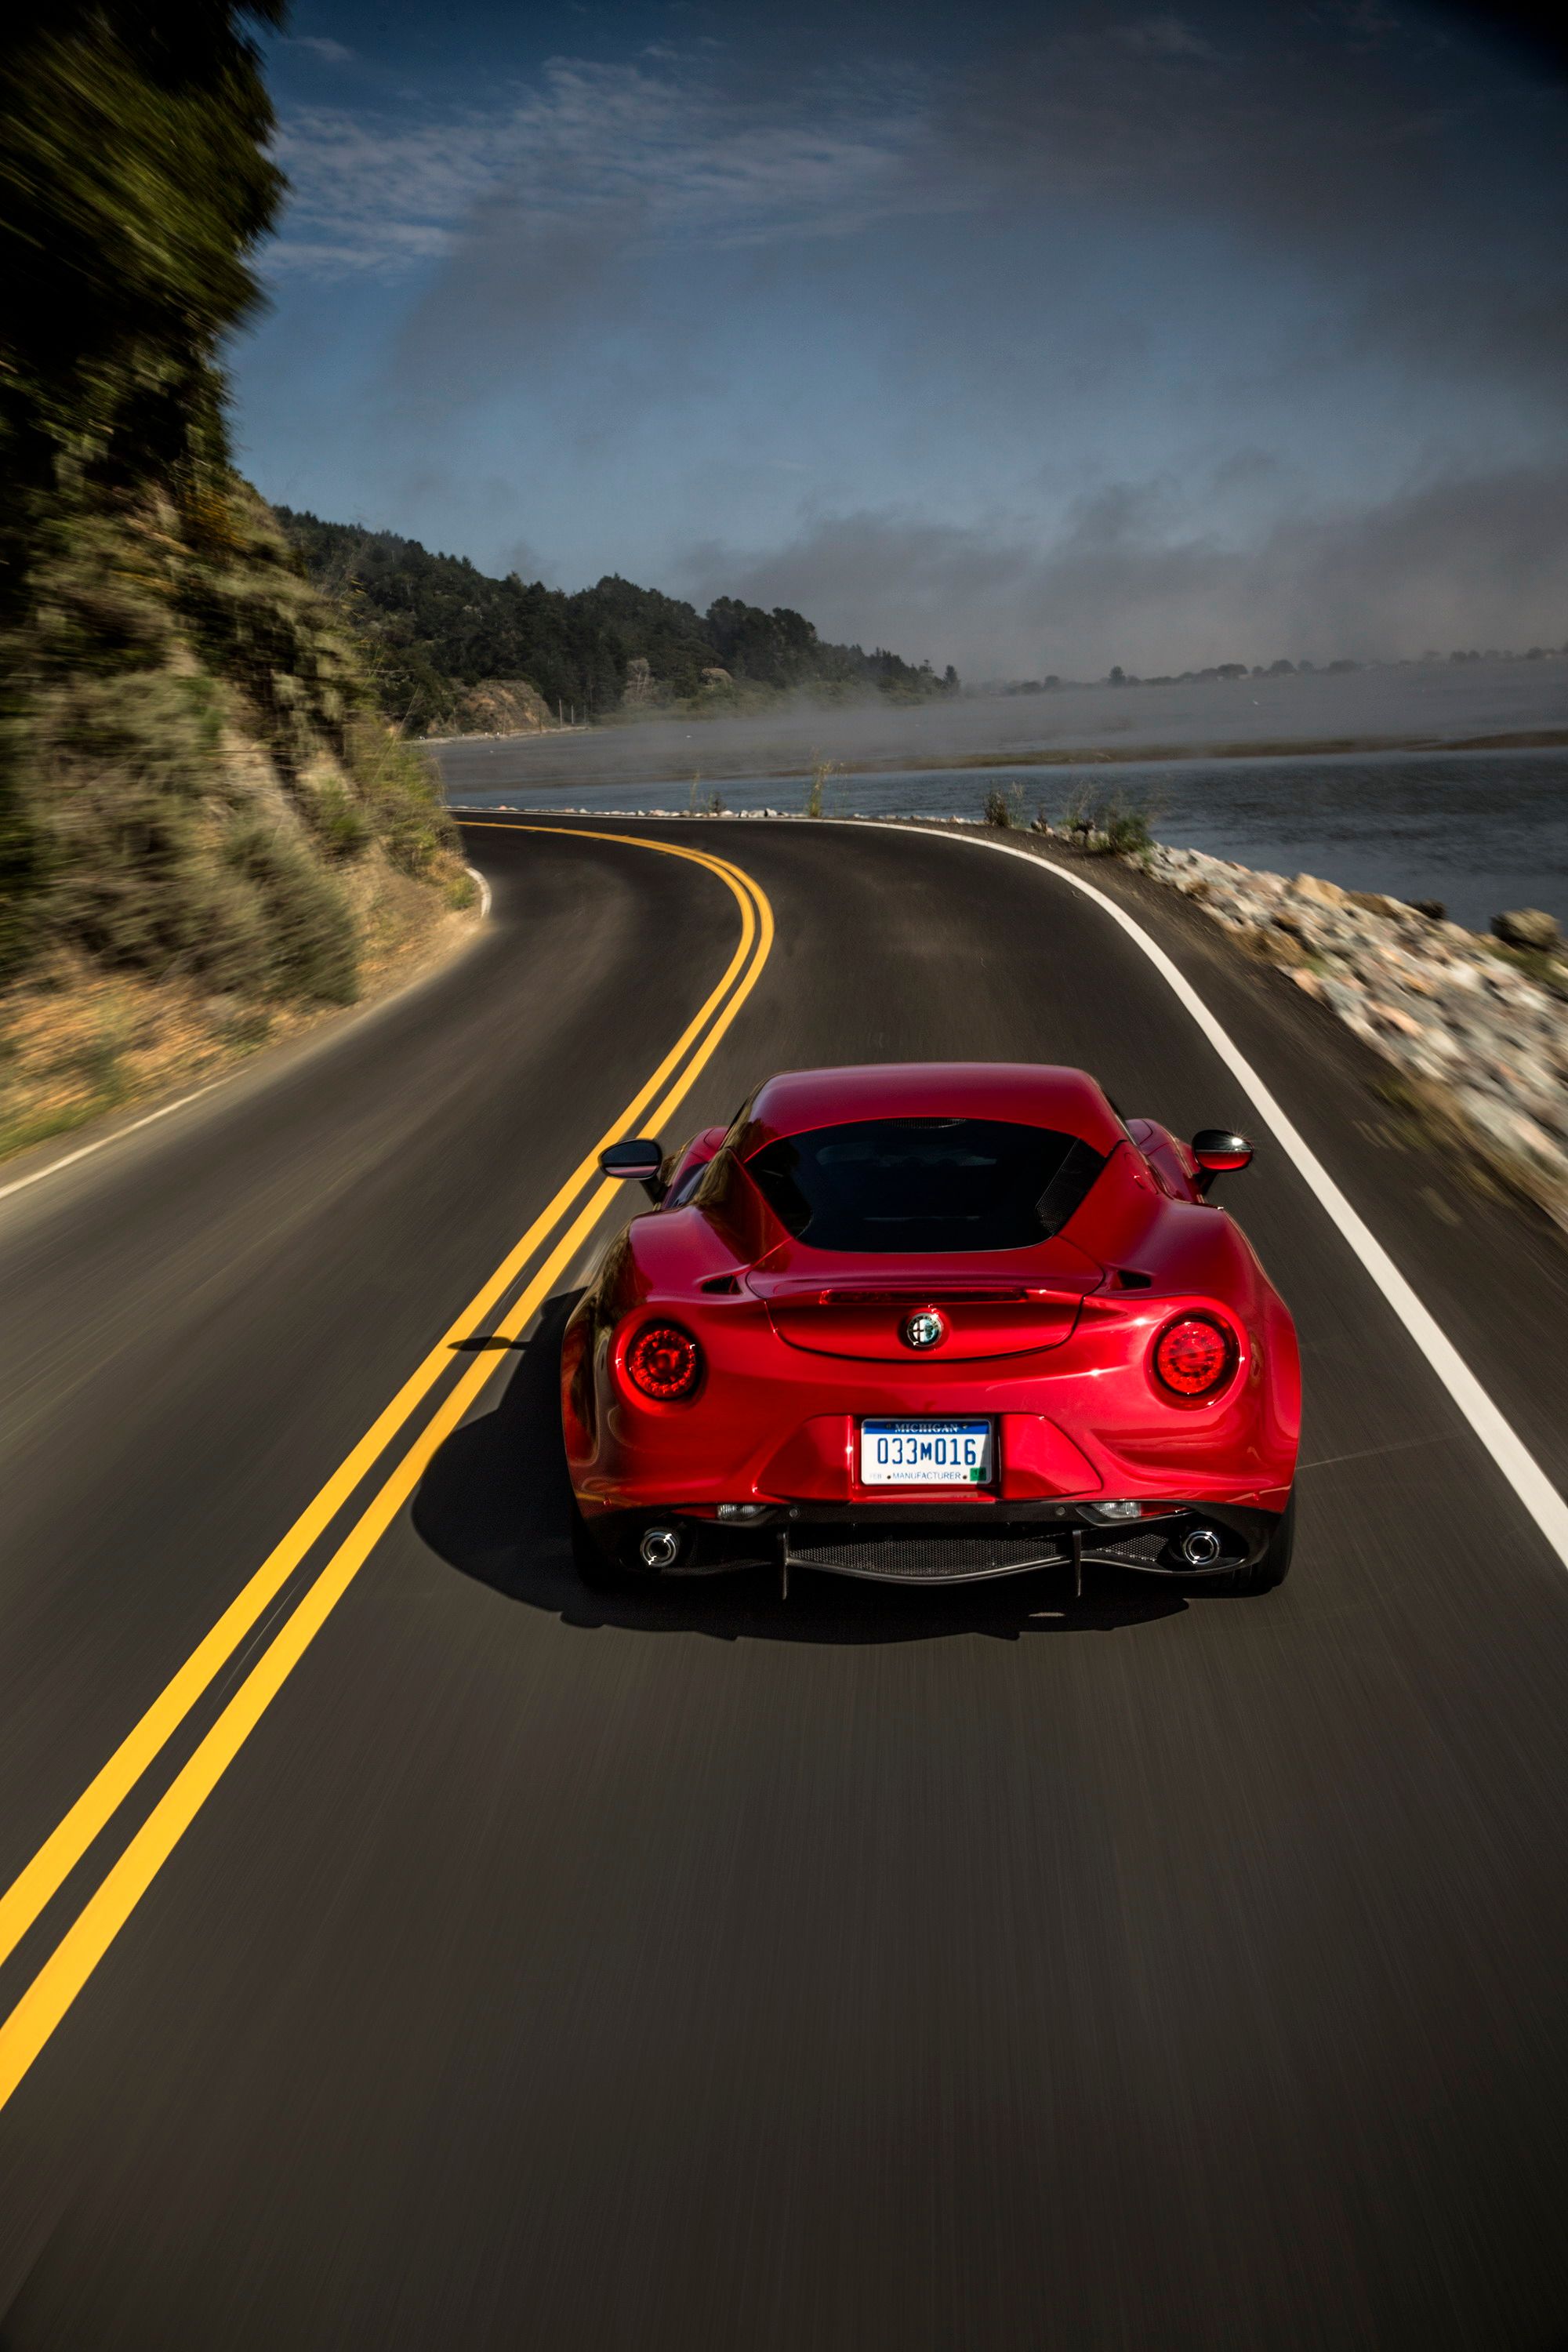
<box><xmin>443</xmin><ymin>744</ymin><xmax>1568</xmax><ymax>935</ymax></box>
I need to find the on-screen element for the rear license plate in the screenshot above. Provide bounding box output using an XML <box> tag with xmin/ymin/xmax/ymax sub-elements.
<box><xmin>858</xmin><ymin>1418</ymin><xmax>993</xmax><ymax>1486</ymax></box>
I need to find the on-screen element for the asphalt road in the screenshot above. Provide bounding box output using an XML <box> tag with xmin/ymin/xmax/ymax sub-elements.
<box><xmin>2</xmin><ymin>815</ymin><xmax>1568</xmax><ymax>2349</ymax></box>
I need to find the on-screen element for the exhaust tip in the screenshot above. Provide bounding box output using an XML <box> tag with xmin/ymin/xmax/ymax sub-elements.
<box><xmin>639</xmin><ymin>1526</ymin><xmax>681</xmax><ymax>1571</ymax></box>
<box><xmin>1181</xmin><ymin>1526</ymin><xmax>1223</xmax><ymax>1568</ymax></box>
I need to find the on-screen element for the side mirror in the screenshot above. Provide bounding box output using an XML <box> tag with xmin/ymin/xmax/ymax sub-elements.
<box><xmin>1190</xmin><ymin>1129</ymin><xmax>1254</xmax><ymax>1196</ymax></box>
<box><xmin>600</xmin><ymin>1138</ymin><xmax>666</xmax><ymax>1200</ymax></box>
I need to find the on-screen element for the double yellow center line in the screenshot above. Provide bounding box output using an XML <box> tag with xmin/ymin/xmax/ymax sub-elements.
<box><xmin>0</xmin><ymin>825</ymin><xmax>773</xmax><ymax>2113</ymax></box>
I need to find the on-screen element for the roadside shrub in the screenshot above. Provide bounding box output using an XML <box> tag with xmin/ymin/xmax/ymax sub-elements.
<box><xmin>805</xmin><ymin>756</ymin><xmax>840</xmax><ymax>818</ymax></box>
<box><xmin>1099</xmin><ymin>794</ymin><xmax>1155</xmax><ymax>858</ymax></box>
<box><xmin>35</xmin><ymin>662</ymin><xmax>219</xmax><ymax>971</ymax></box>
<box><xmin>1061</xmin><ymin>785</ymin><xmax>1095</xmax><ymax>845</ymax></box>
<box><xmin>306</xmin><ymin>773</ymin><xmax>372</xmax><ymax>860</ymax></box>
<box><xmin>983</xmin><ymin>782</ymin><xmax>1024</xmax><ymax>828</ymax></box>
<box><xmin>1056</xmin><ymin>786</ymin><xmax>1156</xmax><ymax>860</ymax></box>
<box><xmin>181</xmin><ymin>486</ymin><xmax>361</xmax><ymax>779</ymax></box>
<box><xmin>222</xmin><ymin>818</ymin><xmax>358</xmax><ymax>1004</ymax></box>
<box><xmin>176</xmin><ymin>852</ymin><xmax>274</xmax><ymax>996</ymax></box>
<box><xmin>345</xmin><ymin>718</ymin><xmax>454</xmax><ymax>878</ymax></box>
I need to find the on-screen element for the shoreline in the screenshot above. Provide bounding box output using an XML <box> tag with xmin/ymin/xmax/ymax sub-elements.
<box><xmin>433</xmin><ymin>722</ymin><xmax>1568</xmax><ymax>785</ymax></box>
<box><xmin>909</xmin><ymin>815</ymin><xmax>1568</xmax><ymax>1237</ymax></box>
<box><xmin>851</xmin><ymin>727</ymin><xmax>1568</xmax><ymax>772</ymax></box>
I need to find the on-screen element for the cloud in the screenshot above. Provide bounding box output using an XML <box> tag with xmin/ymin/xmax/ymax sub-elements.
<box><xmin>267</xmin><ymin>104</ymin><xmax>532</xmax><ymax>276</ymax></box>
<box><xmin>264</xmin><ymin>2</ymin><xmax>1568</xmax><ymax>445</ymax></box>
<box><xmin>282</xmin><ymin>34</ymin><xmax>354</xmax><ymax>64</ymax></box>
<box><xmin>1341</xmin><ymin>277</ymin><xmax>1568</xmax><ymax>404</ymax></box>
<box><xmin>266</xmin><ymin>54</ymin><xmax>948</xmax><ymax>279</ymax></box>
<box><xmin>936</xmin><ymin>2</ymin><xmax>1476</xmax><ymax>249</ymax></box>
<box><xmin>1112</xmin><ymin>14</ymin><xmax>1220</xmax><ymax>60</ymax></box>
<box><xmin>244</xmin><ymin>2</ymin><xmax>1568</xmax><ymax>673</ymax></box>
<box><xmin>263</xmin><ymin>6</ymin><xmax>1568</xmax><ymax>441</ymax></box>
<box><xmin>679</xmin><ymin>462</ymin><xmax>1568</xmax><ymax>676</ymax></box>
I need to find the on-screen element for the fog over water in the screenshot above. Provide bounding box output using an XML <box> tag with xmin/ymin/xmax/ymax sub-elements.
<box><xmin>436</xmin><ymin>658</ymin><xmax>1566</xmax><ymax>791</ymax></box>
<box><xmin>437</xmin><ymin>664</ymin><xmax>1568</xmax><ymax>934</ymax></box>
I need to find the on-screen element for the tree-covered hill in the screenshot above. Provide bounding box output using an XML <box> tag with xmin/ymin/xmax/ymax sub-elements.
<box><xmin>275</xmin><ymin>510</ymin><xmax>960</xmax><ymax>735</ymax></box>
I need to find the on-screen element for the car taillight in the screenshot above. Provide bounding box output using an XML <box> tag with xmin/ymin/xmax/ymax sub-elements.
<box><xmin>1152</xmin><ymin>1314</ymin><xmax>1234</xmax><ymax>1399</ymax></box>
<box><xmin>626</xmin><ymin>1323</ymin><xmax>702</xmax><ymax>1400</ymax></box>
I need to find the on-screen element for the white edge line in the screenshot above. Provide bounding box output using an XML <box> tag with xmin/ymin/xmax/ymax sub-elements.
<box><xmin>903</xmin><ymin>822</ymin><xmax>1568</xmax><ymax>1571</ymax></box>
<box><xmin>0</xmin><ymin>1085</ymin><xmax>225</xmax><ymax>1205</ymax></box>
<box><xmin>0</xmin><ymin>870</ymin><xmax>495</xmax><ymax>1210</ymax></box>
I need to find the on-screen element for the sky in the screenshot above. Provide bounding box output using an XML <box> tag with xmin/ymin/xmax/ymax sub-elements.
<box><xmin>234</xmin><ymin>0</ymin><xmax>1568</xmax><ymax>680</ymax></box>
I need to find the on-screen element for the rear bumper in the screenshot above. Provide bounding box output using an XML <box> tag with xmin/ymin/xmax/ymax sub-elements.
<box><xmin>582</xmin><ymin>1499</ymin><xmax>1283</xmax><ymax>1584</ymax></box>
<box><xmin>564</xmin><ymin>1298</ymin><xmax>1298</xmax><ymax>1579</ymax></box>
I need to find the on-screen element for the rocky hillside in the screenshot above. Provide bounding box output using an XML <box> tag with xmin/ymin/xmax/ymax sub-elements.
<box><xmin>448</xmin><ymin>679</ymin><xmax>556</xmax><ymax>736</ymax></box>
<box><xmin>0</xmin><ymin>2</ymin><xmax>472</xmax><ymax>1159</ymax></box>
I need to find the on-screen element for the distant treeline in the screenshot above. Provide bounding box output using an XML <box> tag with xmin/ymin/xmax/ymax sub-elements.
<box><xmin>996</xmin><ymin>644</ymin><xmax>1567</xmax><ymax>695</ymax></box>
<box><xmin>275</xmin><ymin>510</ymin><xmax>960</xmax><ymax>733</ymax></box>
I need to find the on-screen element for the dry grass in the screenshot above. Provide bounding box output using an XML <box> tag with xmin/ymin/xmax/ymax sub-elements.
<box><xmin>0</xmin><ymin>854</ymin><xmax>477</xmax><ymax>1167</ymax></box>
<box><xmin>805</xmin><ymin>756</ymin><xmax>842</xmax><ymax>818</ymax></box>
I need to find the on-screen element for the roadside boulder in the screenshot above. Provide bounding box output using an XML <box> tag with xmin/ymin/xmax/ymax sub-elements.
<box><xmin>1287</xmin><ymin>873</ymin><xmax>1351</xmax><ymax>909</ymax></box>
<box><xmin>1258</xmin><ymin>926</ymin><xmax>1310</xmax><ymax>968</ymax></box>
<box><xmin>1491</xmin><ymin>908</ymin><xmax>1561</xmax><ymax>953</ymax></box>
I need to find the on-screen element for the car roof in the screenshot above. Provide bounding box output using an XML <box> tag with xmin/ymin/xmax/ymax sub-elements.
<box><xmin>735</xmin><ymin>1062</ymin><xmax>1125</xmax><ymax>1156</ymax></box>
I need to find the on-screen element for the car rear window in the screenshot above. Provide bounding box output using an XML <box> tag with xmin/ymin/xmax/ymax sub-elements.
<box><xmin>744</xmin><ymin>1118</ymin><xmax>1107</xmax><ymax>1253</ymax></box>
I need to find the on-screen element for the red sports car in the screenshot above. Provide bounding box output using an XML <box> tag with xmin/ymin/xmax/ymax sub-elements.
<box><xmin>561</xmin><ymin>1063</ymin><xmax>1299</xmax><ymax>1595</ymax></box>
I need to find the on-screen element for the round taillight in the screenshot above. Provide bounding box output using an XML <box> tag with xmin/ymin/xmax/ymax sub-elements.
<box><xmin>1152</xmin><ymin>1314</ymin><xmax>1234</xmax><ymax>1399</ymax></box>
<box><xmin>626</xmin><ymin>1323</ymin><xmax>702</xmax><ymax>1401</ymax></box>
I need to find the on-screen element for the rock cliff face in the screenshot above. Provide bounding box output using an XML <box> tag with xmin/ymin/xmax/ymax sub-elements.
<box><xmin>621</xmin><ymin>655</ymin><xmax>657</xmax><ymax>709</ymax></box>
<box><xmin>1142</xmin><ymin>840</ymin><xmax>1568</xmax><ymax>1227</ymax></box>
<box><xmin>454</xmin><ymin>678</ymin><xmax>554</xmax><ymax>734</ymax></box>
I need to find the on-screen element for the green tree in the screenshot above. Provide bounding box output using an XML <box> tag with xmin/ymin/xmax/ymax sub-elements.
<box><xmin>278</xmin><ymin>515</ymin><xmax>961</xmax><ymax>728</ymax></box>
<box><xmin>0</xmin><ymin>0</ymin><xmax>285</xmax><ymax>568</ymax></box>
<box><xmin>0</xmin><ymin>0</ymin><xmax>285</xmax><ymax>974</ymax></box>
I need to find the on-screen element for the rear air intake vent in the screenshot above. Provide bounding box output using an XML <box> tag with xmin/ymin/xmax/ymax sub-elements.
<box><xmin>785</xmin><ymin>1534</ymin><xmax>1069</xmax><ymax>1582</ymax></box>
<box><xmin>699</xmin><ymin>1273</ymin><xmax>742</xmax><ymax>1294</ymax></box>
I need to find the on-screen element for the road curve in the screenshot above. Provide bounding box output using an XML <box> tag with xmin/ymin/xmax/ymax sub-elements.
<box><xmin>1</xmin><ymin>815</ymin><xmax>1567</xmax><ymax>2349</ymax></box>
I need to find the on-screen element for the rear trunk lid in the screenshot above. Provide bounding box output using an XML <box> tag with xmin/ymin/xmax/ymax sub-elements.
<box><xmin>746</xmin><ymin>1239</ymin><xmax>1104</xmax><ymax>1361</ymax></box>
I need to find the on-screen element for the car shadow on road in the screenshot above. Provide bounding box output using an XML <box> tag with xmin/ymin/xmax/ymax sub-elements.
<box><xmin>412</xmin><ymin>1295</ymin><xmax>1187</xmax><ymax>1644</ymax></box>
